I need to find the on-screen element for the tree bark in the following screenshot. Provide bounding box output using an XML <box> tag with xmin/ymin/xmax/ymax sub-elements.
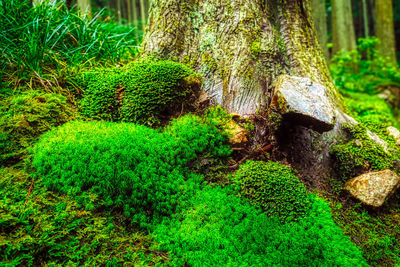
<box><xmin>141</xmin><ymin>0</ymin><xmax>360</xmax><ymax>188</ymax></box>
<box><xmin>142</xmin><ymin>0</ymin><xmax>342</xmax><ymax>115</ymax></box>
<box><xmin>331</xmin><ymin>0</ymin><xmax>356</xmax><ymax>55</ymax></box>
<box><xmin>311</xmin><ymin>0</ymin><xmax>329</xmax><ymax>60</ymax></box>
<box><xmin>362</xmin><ymin>0</ymin><xmax>369</xmax><ymax>37</ymax></box>
<box><xmin>375</xmin><ymin>0</ymin><xmax>397</xmax><ymax>66</ymax></box>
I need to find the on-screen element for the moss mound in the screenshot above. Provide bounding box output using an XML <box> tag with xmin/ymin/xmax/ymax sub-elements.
<box><xmin>0</xmin><ymin>90</ymin><xmax>75</xmax><ymax>165</ymax></box>
<box><xmin>155</xmin><ymin>186</ymin><xmax>367</xmax><ymax>266</ymax></box>
<box><xmin>77</xmin><ymin>60</ymin><xmax>200</xmax><ymax>125</ymax></box>
<box><xmin>31</xmin><ymin>115</ymin><xmax>230</xmax><ymax>228</ymax></box>
<box><xmin>232</xmin><ymin>160</ymin><xmax>312</xmax><ymax>221</ymax></box>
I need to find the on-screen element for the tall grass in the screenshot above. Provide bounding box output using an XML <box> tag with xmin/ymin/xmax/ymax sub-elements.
<box><xmin>0</xmin><ymin>0</ymin><xmax>140</xmax><ymax>84</ymax></box>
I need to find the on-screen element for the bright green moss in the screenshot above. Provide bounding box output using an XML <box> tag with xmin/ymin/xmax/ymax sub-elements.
<box><xmin>31</xmin><ymin>114</ymin><xmax>230</xmax><ymax>229</ymax></box>
<box><xmin>77</xmin><ymin>67</ymin><xmax>123</xmax><ymax>121</ymax></box>
<box><xmin>232</xmin><ymin>160</ymin><xmax>312</xmax><ymax>221</ymax></box>
<box><xmin>77</xmin><ymin>60</ymin><xmax>200</xmax><ymax>126</ymax></box>
<box><xmin>0</xmin><ymin>90</ymin><xmax>75</xmax><ymax>165</ymax></box>
<box><xmin>155</xmin><ymin>186</ymin><xmax>367</xmax><ymax>266</ymax></box>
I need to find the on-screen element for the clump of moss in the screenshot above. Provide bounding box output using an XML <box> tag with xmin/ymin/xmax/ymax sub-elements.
<box><xmin>330</xmin><ymin>124</ymin><xmax>397</xmax><ymax>185</ymax></box>
<box><xmin>31</xmin><ymin>114</ymin><xmax>230</xmax><ymax>228</ymax></box>
<box><xmin>77</xmin><ymin>67</ymin><xmax>123</xmax><ymax>121</ymax></box>
<box><xmin>77</xmin><ymin>60</ymin><xmax>200</xmax><ymax>126</ymax></box>
<box><xmin>232</xmin><ymin>160</ymin><xmax>312</xmax><ymax>221</ymax></box>
<box><xmin>0</xmin><ymin>90</ymin><xmax>75</xmax><ymax>165</ymax></box>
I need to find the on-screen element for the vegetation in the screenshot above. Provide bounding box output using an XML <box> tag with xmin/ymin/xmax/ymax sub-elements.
<box><xmin>329</xmin><ymin>37</ymin><xmax>400</xmax><ymax>266</ymax></box>
<box><xmin>0</xmin><ymin>0</ymin><xmax>139</xmax><ymax>87</ymax></box>
<box><xmin>232</xmin><ymin>160</ymin><xmax>311</xmax><ymax>221</ymax></box>
<box><xmin>76</xmin><ymin>60</ymin><xmax>200</xmax><ymax>125</ymax></box>
<box><xmin>0</xmin><ymin>90</ymin><xmax>75</xmax><ymax>166</ymax></box>
<box><xmin>2</xmin><ymin>0</ymin><xmax>400</xmax><ymax>266</ymax></box>
<box><xmin>155</xmin><ymin>187</ymin><xmax>366</xmax><ymax>266</ymax></box>
<box><xmin>0</xmin><ymin>167</ymin><xmax>166</xmax><ymax>266</ymax></box>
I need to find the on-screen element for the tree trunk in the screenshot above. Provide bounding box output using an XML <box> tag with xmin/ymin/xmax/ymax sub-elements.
<box><xmin>331</xmin><ymin>0</ymin><xmax>356</xmax><ymax>55</ymax></box>
<box><xmin>142</xmin><ymin>0</ymin><xmax>342</xmax><ymax>115</ymax></box>
<box><xmin>362</xmin><ymin>0</ymin><xmax>369</xmax><ymax>37</ymax></box>
<box><xmin>375</xmin><ymin>0</ymin><xmax>397</xmax><ymax>66</ymax></box>
<box><xmin>77</xmin><ymin>0</ymin><xmax>91</xmax><ymax>16</ymax></box>
<box><xmin>311</xmin><ymin>0</ymin><xmax>329</xmax><ymax>60</ymax></box>
<box><xmin>142</xmin><ymin>0</ymin><xmax>357</xmax><ymax>188</ymax></box>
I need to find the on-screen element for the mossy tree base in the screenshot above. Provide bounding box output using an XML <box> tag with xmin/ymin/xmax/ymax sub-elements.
<box><xmin>142</xmin><ymin>0</ymin><xmax>341</xmax><ymax>115</ymax></box>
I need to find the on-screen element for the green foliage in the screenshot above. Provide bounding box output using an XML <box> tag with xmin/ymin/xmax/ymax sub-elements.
<box><xmin>331</xmin><ymin>37</ymin><xmax>400</xmax><ymax>95</ymax></box>
<box><xmin>344</xmin><ymin>91</ymin><xmax>398</xmax><ymax>133</ymax></box>
<box><xmin>330</xmin><ymin>124</ymin><xmax>396</xmax><ymax>184</ymax></box>
<box><xmin>121</xmin><ymin>61</ymin><xmax>198</xmax><ymax>124</ymax></box>
<box><xmin>331</xmin><ymin>197</ymin><xmax>400</xmax><ymax>266</ymax></box>
<box><xmin>232</xmin><ymin>160</ymin><xmax>311</xmax><ymax>221</ymax></box>
<box><xmin>77</xmin><ymin>60</ymin><xmax>199</xmax><ymax>125</ymax></box>
<box><xmin>77</xmin><ymin>67</ymin><xmax>123</xmax><ymax>121</ymax></box>
<box><xmin>0</xmin><ymin>90</ymin><xmax>75</xmax><ymax>165</ymax></box>
<box><xmin>0</xmin><ymin>167</ymin><xmax>167</xmax><ymax>266</ymax></box>
<box><xmin>154</xmin><ymin>186</ymin><xmax>367</xmax><ymax>266</ymax></box>
<box><xmin>31</xmin><ymin>114</ymin><xmax>230</xmax><ymax>229</ymax></box>
<box><xmin>0</xmin><ymin>0</ymin><xmax>139</xmax><ymax>83</ymax></box>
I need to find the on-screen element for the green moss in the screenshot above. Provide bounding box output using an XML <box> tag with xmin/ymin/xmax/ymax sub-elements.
<box><xmin>232</xmin><ymin>160</ymin><xmax>312</xmax><ymax>221</ymax></box>
<box><xmin>155</xmin><ymin>186</ymin><xmax>367</xmax><ymax>266</ymax></box>
<box><xmin>31</xmin><ymin>114</ymin><xmax>230</xmax><ymax>229</ymax></box>
<box><xmin>250</xmin><ymin>41</ymin><xmax>261</xmax><ymax>58</ymax></box>
<box><xmin>0</xmin><ymin>167</ymin><xmax>166</xmax><ymax>266</ymax></box>
<box><xmin>0</xmin><ymin>90</ymin><xmax>75</xmax><ymax>165</ymax></box>
<box><xmin>330</xmin><ymin>124</ymin><xmax>395</xmax><ymax>184</ymax></box>
<box><xmin>331</xmin><ymin>196</ymin><xmax>400</xmax><ymax>266</ymax></box>
<box><xmin>77</xmin><ymin>60</ymin><xmax>200</xmax><ymax>126</ymax></box>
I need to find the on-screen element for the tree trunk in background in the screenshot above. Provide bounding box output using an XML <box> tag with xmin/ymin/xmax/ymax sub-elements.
<box><xmin>117</xmin><ymin>0</ymin><xmax>122</xmax><ymax>24</ymax></box>
<box><xmin>32</xmin><ymin>0</ymin><xmax>44</xmax><ymax>5</ymax></box>
<box><xmin>77</xmin><ymin>0</ymin><xmax>91</xmax><ymax>16</ymax></box>
<box><xmin>362</xmin><ymin>0</ymin><xmax>369</xmax><ymax>37</ymax></box>
<box><xmin>375</xmin><ymin>0</ymin><xmax>397</xmax><ymax>66</ymax></box>
<box><xmin>331</xmin><ymin>0</ymin><xmax>356</xmax><ymax>55</ymax></box>
<box><xmin>311</xmin><ymin>0</ymin><xmax>329</xmax><ymax>60</ymax></box>
<box><xmin>139</xmin><ymin>0</ymin><xmax>146</xmax><ymax>30</ymax></box>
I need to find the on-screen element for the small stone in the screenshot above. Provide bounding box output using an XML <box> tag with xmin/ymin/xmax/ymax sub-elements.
<box><xmin>344</xmin><ymin>169</ymin><xmax>400</xmax><ymax>207</ymax></box>
<box><xmin>271</xmin><ymin>75</ymin><xmax>335</xmax><ymax>133</ymax></box>
<box><xmin>387</xmin><ymin>126</ymin><xmax>400</xmax><ymax>146</ymax></box>
<box><xmin>227</xmin><ymin>121</ymin><xmax>248</xmax><ymax>145</ymax></box>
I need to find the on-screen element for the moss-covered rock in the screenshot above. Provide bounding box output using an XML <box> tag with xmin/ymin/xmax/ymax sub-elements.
<box><xmin>77</xmin><ymin>60</ymin><xmax>200</xmax><ymax>126</ymax></box>
<box><xmin>232</xmin><ymin>160</ymin><xmax>311</xmax><ymax>221</ymax></box>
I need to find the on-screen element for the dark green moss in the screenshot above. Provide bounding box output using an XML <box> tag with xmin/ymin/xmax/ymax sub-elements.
<box><xmin>0</xmin><ymin>90</ymin><xmax>75</xmax><ymax>165</ymax></box>
<box><xmin>232</xmin><ymin>160</ymin><xmax>312</xmax><ymax>221</ymax></box>
<box><xmin>77</xmin><ymin>60</ymin><xmax>200</xmax><ymax>126</ymax></box>
<box><xmin>330</xmin><ymin>124</ymin><xmax>396</xmax><ymax>186</ymax></box>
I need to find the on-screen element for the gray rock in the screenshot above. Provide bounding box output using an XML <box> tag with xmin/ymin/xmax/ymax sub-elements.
<box><xmin>345</xmin><ymin>169</ymin><xmax>400</xmax><ymax>207</ymax></box>
<box><xmin>387</xmin><ymin>126</ymin><xmax>400</xmax><ymax>146</ymax></box>
<box><xmin>271</xmin><ymin>75</ymin><xmax>336</xmax><ymax>132</ymax></box>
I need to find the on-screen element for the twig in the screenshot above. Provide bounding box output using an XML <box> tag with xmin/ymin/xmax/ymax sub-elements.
<box><xmin>24</xmin><ymin>178</ymin><xmax>35</xmax><ymax>206</ymax></box>
<box><xmin>229</xmin><ymin>144</ymin><xmax>272</xmax><ymax>169</ymax></box>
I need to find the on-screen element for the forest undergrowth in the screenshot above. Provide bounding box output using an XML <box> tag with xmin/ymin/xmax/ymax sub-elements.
<box><xmin>1</xmin><ymin>1</ymin><xmax>400</xmax><ymax>266</ymax></box>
